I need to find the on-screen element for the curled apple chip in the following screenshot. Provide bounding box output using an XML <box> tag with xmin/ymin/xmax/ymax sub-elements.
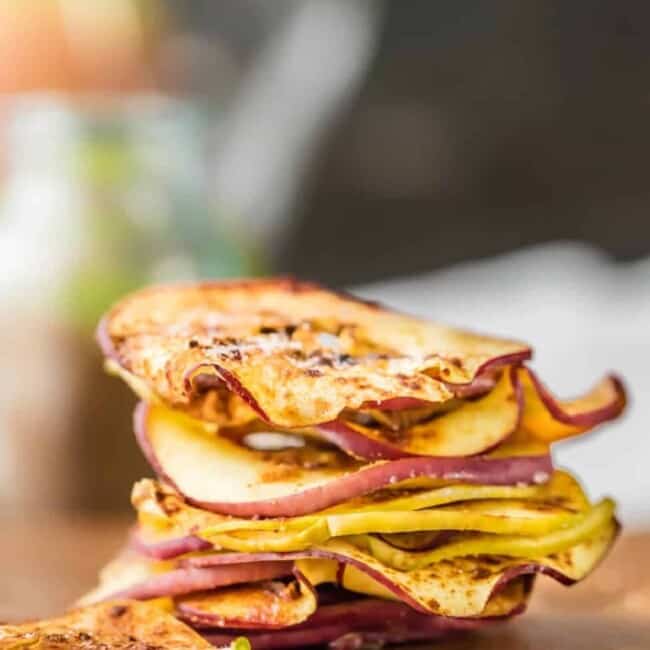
<box><xmin>79</xmin><ymin>551</ymin><xmax>528</xmax><ymax>624</ymax></box>
<box><xmin>109</xmin><ymin>356</ymin><xmax>626</xmax><ymax>462</ymax></box>
<box><xmin>355</xmin><ymin>497</ymin><xmax>615</xmax><ymax>570</ymax></box>
<box><xmin>133</xmin><ymin>478</ymin><xmax>554</xmax><ymax>550</ymax></box>
<box><xmin>134</xmin><ymin>402</ymin><xmax>552</xmax><ymax>519</ymax></box>
<box><xmin>320</xmin><ymin>519</ymin><xmax>617</xmax><ymax>617</ymax></box>
<box><xmin>80</xmin><ymin>550</ymin><xmax>526</xmax><ymax>630</ymax></box>
<box><xmin>198</xmin><ymin>597</ymin><xmax>516</xmax><ymax>650</ymax></box>
<box><xmin>518</xmin><ymin>368</ymin><xmax>627</xmax><ymax>442</ymax></box>
<box><xmin>80</xmin><ymin>555</ymin><xmax>317</xmax><ymax>632</ymax></box>
<box><xmin>317</xmin><ymin>368</ymin><xmax>522</xmax><ymax>459</ymax></box>
<box><xmin>319</xmin><ymin>366</ymin><xmax>628</xmax><ymax>458</ymax></box>
<box><xmin>0</xmin><ymin>600</ymin><xmax>215</xmax><ymax>649</ymax></box>
<box><xmin>84</xmin><ymin>508</ymin><xmax>616</xmax><ymax>620</ymax></box>
<box><xmin>183</xmin><ymin>513</ymin><xmax>616</xmax><ymax>618</ymax></box>
<box><xmin>80</xmin><ymin>552</ymin><xmax>294</xmax><ymax>605</ymax></box>
<box><xmin>133</xmin><ymin>474</ymin><xmax>577</xmax><ymax>558</ymax></box>
<box><xmin>98</xmin><ymin>279</ymin><xmax>531</xmax><ymax>427</ymax></box>
<box><xmin>176</xmin><ymin>572</ymin><xmax>318</xmax><ymax>630</ymax></box>
<box><xmin>133</xmin><ymin>471</ymin><xmax>585</xmax><ymax>555</ymax></box>
<box><xmin>175</xmin><ymin>573</ymin><xmax>526</xmax><ymax>629</ymax></box>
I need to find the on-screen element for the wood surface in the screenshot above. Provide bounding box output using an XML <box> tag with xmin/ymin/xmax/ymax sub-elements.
<box><xmin>2</xmin><ymin>516</ymin><xmax>648</xmax><ymax>648</ymax></box>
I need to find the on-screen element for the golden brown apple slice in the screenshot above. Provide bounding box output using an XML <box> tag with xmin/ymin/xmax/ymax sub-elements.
<box><xmin>316</xmin><ymin>369</ymin><xmax>521</xmax><ymax>459</ymax></box>
<box><xmin>98</xmin><ymin>278</ymin><xmax>531</xmax><ymax>427</ymax></box>
<box><xmin>135</xmin><ymin>402</ymin><xmax>552</xmax><ymax>518</ymax></box>
<box><xmin>180</xmin><ymin>514</ymin><xmax>617</xmax><ymax>618</ymax></box>
<box><xmin>0</xmin><ymin>600</ymin><xmax>215</xmax><ymax>649</ymax></box>
<box><xmin>197</xmin><ymin>594</ymin><xmax>521</xmax><ymax>650</ymax></box>
<box><xmin>518</xmin><ymin>368</ymin><xmax>626</xmax><ymax>441</ymax></box>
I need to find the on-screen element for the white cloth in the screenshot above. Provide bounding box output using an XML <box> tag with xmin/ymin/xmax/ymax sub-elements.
<box><xmin>357</xmin><ymin>242</ymin><xmax>650</xmax><ymax>527</ymax></box>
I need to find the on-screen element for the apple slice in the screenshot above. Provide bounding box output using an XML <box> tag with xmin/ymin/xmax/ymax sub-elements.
<box><xmin>98</xmin><ymin>278</ymin><xmax>532</xmax><ymax>428</ymax></box>
<box><xmin>0</xmin><ymin>601</ymin><xmax>216</xmax><ymax>650</ymax></box>
<box><xmin>198</xmin><ymin>596</ymin><xmax>517</xmax><ymax>650</ymax></box>
<box><xmin>177</xmin><ymin>571</ymin><xmax>317</xmax><ymax>630</ymax></box>
<box><xmin>135</xmin><ymin>402</ymin><xmax>553</xmax><ymax>518</ymax></box>
<box><xmin>79</xmin><ymin>550</ymin><xmax>293</xmax><ymax>604</ymax></box>
<box><xmin>178</xmin><ymin>517</ymin><xmax>617</xmax><ymax>618</ymax></box>
<box><xmin>316</xmin><ymin>369</ymin><xmax>521</xmax><ymax>459</ymax></box>
<box><xmin>519</xmin><ymin>368</ymin><xmax>626</xmax><ymax>441</ymax></box>
<box><xmin>359</xmin><ymin>498</ymin><xmax>616</xmax><ymax>570</ymax></box>
<box><xmin>130</xmin><ymin>530</ymin><xmax>212</xmax><ymax>560</ymax></box>
<box><xmin>133</xmin><ymin>473</ymin><xmax>581</xmax><ymax>558</ymax></box>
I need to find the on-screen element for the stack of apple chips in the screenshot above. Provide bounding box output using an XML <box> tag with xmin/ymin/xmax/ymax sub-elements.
<box><xmin>84</xmin><ymin>280</ymin><xmax>626</xmax><ymax>649</ymax></box>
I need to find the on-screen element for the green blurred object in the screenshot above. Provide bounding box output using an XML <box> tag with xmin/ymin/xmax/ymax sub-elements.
<box><xmin>49</xmin><ymin>96</ymin><xmax>262</xmax><ymax>330</ymax></box>
<box><xmin>229</xmin><ymin>638</ymin><xmax>252</xmax><ymax>650</ymax></box>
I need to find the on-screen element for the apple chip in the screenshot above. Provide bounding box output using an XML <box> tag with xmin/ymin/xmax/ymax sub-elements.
<box><xmin>134</xmin><ymin>402</ymin><xmax>552</xmax><ymax>518</ymax></box>
<box><xmin>518</xmin><ymin>368</ymin><xmax>626</xmax><ymax>441</ymax></box>
<box><xmin>98</xmin><ymin>279</ymin><xmax>531</xmax><ymax>427</ymax></box>
<box><xmin>133</xmin><ymin>472</ymin><xmax>585</xmax><ymax>554</ymax></box>
<box><xmin>0</xmin><ymin>600</ymin><xmax>215</xmax><ymax>649</ymax></box>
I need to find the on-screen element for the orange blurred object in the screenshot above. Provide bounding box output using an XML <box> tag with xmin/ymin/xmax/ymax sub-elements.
<box><xmin>0</xmin><ymin>0</ymin><xmax>162</xmax><ymax>93</ymax></box>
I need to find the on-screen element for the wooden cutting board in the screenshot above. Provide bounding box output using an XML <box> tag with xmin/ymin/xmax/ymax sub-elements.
<box><xmin>2</xmin><ymin>517</ymin><xmax>649</xmax><ymax>649</ymax></box>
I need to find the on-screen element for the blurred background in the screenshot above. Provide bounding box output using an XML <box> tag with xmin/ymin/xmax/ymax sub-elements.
<box><xmin>0</xmin><ymin>1</ymin><xmax>648</xmax><ymax>528</ymax></box>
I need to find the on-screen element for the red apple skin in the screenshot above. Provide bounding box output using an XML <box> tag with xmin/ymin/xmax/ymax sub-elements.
<box><xmin>97</xmin><ymin>310</ymin><xmax>532</xmax><ymax>426</ymax></box>
<box><xmin>316</xmin><ymin>366</ymin><xmax>523</xmax><ymax>460</ymax></box>
<box><xmin>524</xmin><ymin>368</ymin><xmax>626</xmax><ymax>427</ymax></box>
<box><xmin>134</xmin><ymin>400</ymin><xmax>553</xmax><ymax>518</ymax></box>
<box><xmin>130</xmin><ymin>530</ymin><xmax>212</xmax><ymax>560</ymax></box>
<box><xmin>109</xmin><ymin>562</ymin><xmax>293</xmax><ymax>602</ymax></box>
<box><xmin>171</xmin><ymin>538</ymin><xmax>617</xmax><ymax>614</ymax></box>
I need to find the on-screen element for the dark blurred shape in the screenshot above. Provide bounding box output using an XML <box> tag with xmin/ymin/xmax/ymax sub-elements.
<box><xmin>282</xmin><ymin>1</ymin><xmax>650</xmax><ymax>285</ymax></box>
